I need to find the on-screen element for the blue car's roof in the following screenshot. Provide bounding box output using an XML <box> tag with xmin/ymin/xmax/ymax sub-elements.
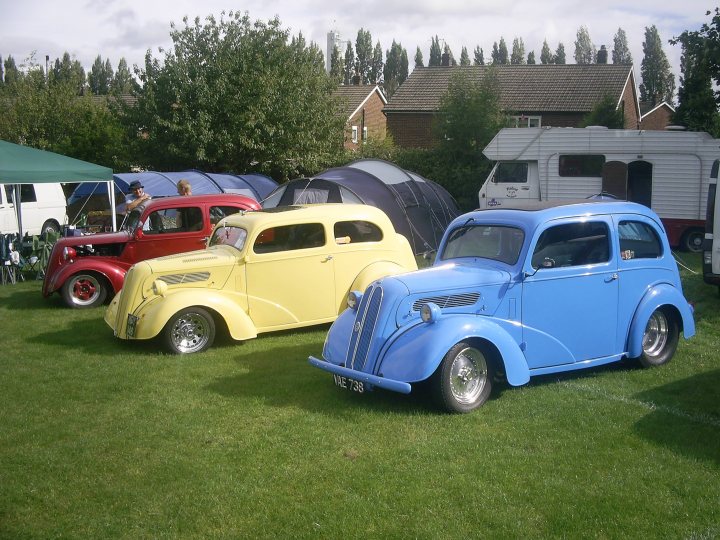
<box><xmin>459</xmin><ymin>200</ymin><xmax>661</xmax><ymax>231</ymax></box>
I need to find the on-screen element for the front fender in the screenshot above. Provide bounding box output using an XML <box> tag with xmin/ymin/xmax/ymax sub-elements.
<box><xmin>49</xmin><ymin>259</ymin><xmax>127</xmax><ymax>295</ymax></box>
<box><xmin>350</xmin><ymin>260</ymin><xmax>415</xmax><ymax>296</ymax></box>
<box><xmin>627</xmin><ymin>283</ymin><xmax>695</xmax><ymax>357</ymax></box>
<box><xmin>133</xmin><ymin>290</ymin><xmax>257</xmax><ymax>341</ymax></box>
<box><xmin>377</xmin><ymin>315</ymin><xmax>530</xmax><ymax>386</ymax></box>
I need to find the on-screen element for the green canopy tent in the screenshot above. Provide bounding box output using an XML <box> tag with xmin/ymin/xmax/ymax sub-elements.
<box><xmin>0</xmin><ymin>140</ymin><xmax>114</xmax><ymax>239</ymax></box>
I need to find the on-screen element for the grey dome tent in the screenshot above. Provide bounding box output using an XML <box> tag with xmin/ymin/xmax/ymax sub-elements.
<box><xmin>262</xmin><ymin>159</ymin><xmax>459</xmax><ymax>254</ymax></box>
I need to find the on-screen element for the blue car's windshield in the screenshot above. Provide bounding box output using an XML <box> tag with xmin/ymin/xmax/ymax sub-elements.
<box><xmin>440</xmin><ymin>225</ymin><xmax>524</xmax><ymax>265</ymax></box>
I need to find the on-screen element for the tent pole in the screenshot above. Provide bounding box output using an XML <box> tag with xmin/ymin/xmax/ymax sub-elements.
<box><xmin>14</xmin><ymin>184</ymin><xmax>24</xmax><ymax>240</ymax></box>
<box><xmin>109</xmin><ymin>180</ymin><xmax>117</xmax><ymax>231</ymax></box>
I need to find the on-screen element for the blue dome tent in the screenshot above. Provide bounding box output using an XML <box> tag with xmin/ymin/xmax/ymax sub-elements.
<box><xmin>263</xmin><ymin>159</ymin><xmax>459</xmax><ymax>255</ymax></box>
<box><xmin>68</xmin><ymin>170</ymin><xmax>277</xmax><ymax>226</ymax></box>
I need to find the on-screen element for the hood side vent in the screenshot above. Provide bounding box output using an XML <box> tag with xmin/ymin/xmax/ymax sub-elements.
<box><xmin>412</xmin><ymin>292</ymin><xmax>480</xmax><ymax>311</ymax></box>
<box><xmin>159</xmin><ymin>272</ymin><xmax>211</xmax><ymax>285</ymax></box>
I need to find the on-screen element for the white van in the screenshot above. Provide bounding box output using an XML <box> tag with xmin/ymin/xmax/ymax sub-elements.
<box><xmin>0</xmin><ymin>183</ymin><xmax>67</xmax><ymax>236</ymax></box>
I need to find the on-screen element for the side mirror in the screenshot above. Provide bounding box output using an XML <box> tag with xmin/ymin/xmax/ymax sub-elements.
<box><xmin>134</xmin><ymin>227</ymin><xmax>144</xmax><ymax>240</ymax></box>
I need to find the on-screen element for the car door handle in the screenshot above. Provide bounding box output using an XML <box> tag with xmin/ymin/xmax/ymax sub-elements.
<box><xmin>198</xmin><ymin>237</ymin><xmax>209</xmax><ymax>244</ymax></box>
<box><xmin>605</xmin><ymin>273</ymin><xmax>618</xmax><ymax>282</ymax></box>
<box><xmin>323</xmin><ymin>255</ymin><xmax>333</xmax><ymax>262</ymax></box>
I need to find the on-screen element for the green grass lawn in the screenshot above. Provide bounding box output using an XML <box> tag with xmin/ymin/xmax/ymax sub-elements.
<box><xmin>1</xmin><ymin>254</ymin><xmax>719</xmax><ymax>538</ymax></box>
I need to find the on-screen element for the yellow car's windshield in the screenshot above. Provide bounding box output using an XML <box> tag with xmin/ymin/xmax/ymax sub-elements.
<box><xmin>210</xmin><ymin>225</ymin><xmax>248</xmax><ymax>251</ymax></box>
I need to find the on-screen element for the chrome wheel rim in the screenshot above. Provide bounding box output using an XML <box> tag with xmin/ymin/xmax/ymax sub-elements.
<box><xmin>170</xmin><ymin>312</ymin><xmax>211</xmax><ymax>353</ymax></box>
<box><xmin>71</xmin><ymin>275</ymin><xmax>101</xmax><ymax>306</ymax></box>
<box><xmin>642</xmin><ymin>311</ymin><xmax>669</xmax><ymax>358</ymax></box>
<box><xmin>449</xmin><ymin>347</ymin><xmax>487</xmax><ymax>405</ymax></box>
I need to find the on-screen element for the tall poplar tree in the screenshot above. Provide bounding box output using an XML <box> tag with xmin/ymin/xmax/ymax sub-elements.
<box><xmin>639</xmin><ymin>25</ymin><xmax>675</xmax><ymax>105</ymax></box>
<box><xmin>540</xmin><ymin>40</ymin><xmax>553</xmax><ymax>64</ymax></box>
<box><xmin>511</xmin><ymin>38</ymin><xmax>525</xmax><ymax>64</ymax></box>
<box><xmin>527</xmin><ymin>51</ymin><xmax>536</xmax><ymax>64</ymax></box>
<box><xmin>429</xmin><ymin>36</ymin><xmax>442</xmax><ymax>66</ymax></box>
<box><xmin>355</xmin><ymin>28</ymin><xmax>373</xmax><ymax>83</ymax></box>
<box><xmin>497</xmin><ymin>37</ymin><xmax>509</xmax><ymax>64</ymax></box>
<box><xmin>612</xmin><ymin>28</ymin><xmax>633</xmax><ymax>65</ymax></box>
<box><xmin>554</xmin><ymin>43</ymin><xmax>566</xmax><ymax>64</ymax></box>
<box><xmin>369</xmin><ymin>41</ymin><xmax>384</xmax><ymax>84</ymax></box>
<box><xmin>473</xmin><ymin>46</ymin><xmax>484</xmax><ymax>65</ymax></box>
<box><xmin>329</xmin><ymin>45</ymin><xmax>344</xmax><ymax>84</ymax></box>
<box><xmin>460</xmin><ymin>46</ymin><xmax>470</xmax><ymax>66</ymax></box>
<box><xmin>415</xmin><ymin>46</ymin><xmax>424</xmax><ymax>68</ymax></box>
<box><xmin>574</xmin><ymin>26</ymin><xmax>596</xmax><ymax>64</ymax></box>
<box><xmin>343</xmin><ymin>41</ymin><xmax>355</xmax><ymax>84</ymax></box>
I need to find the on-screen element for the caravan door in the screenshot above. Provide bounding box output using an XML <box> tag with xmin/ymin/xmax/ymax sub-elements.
<box><xmin>480</xmin><ymin>161</ymin><xmax>539</xmax><ymax>208</ymax></box>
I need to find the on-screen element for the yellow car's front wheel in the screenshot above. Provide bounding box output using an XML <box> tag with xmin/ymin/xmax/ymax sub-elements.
<box><xmin>163</xmin><ymin>307</ymin><xmax>216</xmax><ymax>354</ymax></box>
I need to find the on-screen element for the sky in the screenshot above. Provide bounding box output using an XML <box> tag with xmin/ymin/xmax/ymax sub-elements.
<box><xmin>0</xmin><ymin>0</ymin><xmax>715</xmax><ymax>95</ymax></box>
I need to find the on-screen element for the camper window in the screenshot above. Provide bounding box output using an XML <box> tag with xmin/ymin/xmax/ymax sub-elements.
<box><xmin>559</xmin><ymin>155</ymin><xmax>605</xmax><ymax>177</ymax></box>
<box><xmin>494</xmin><ymin>162</ymin><xmax>528</xmax><ymax>183</ymax></box>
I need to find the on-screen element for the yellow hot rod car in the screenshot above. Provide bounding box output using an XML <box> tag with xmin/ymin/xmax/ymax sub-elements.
<box><xmin>104</xmin><ymin>204</ymin><xmax>417</xmax><ymax>353</ymax></box>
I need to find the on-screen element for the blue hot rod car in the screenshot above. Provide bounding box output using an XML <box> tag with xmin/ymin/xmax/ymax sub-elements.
<box><xmin>309</xmin><ymin>201</ymin><xmax>695</xmax><ymax>413</ymax></box>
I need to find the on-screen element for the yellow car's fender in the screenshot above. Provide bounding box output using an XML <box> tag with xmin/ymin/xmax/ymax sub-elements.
<box><xmin>346</xmin><ymin>260</ymin><xmax>415</xmax><ymax>311</ymax></box>
<box><xmin>133</xmin><ymin>290</ymin><xmax>258</xmax><ymax>341</ymax></box>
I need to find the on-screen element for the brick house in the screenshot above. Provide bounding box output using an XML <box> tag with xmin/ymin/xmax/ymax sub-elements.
<box><xmin>384</xmin><ymin>64</ymin><xmax>640</xmax><ymax>148</ymax></box>
<box><xmin>333</xmin><ymin>85</ymin><xmax>387</xmax><ymax>149</ymax></box>
<box><xmin>639</xmin><ymin>101</ymin><xmax>675</xmax><ymax>130</ymax></box>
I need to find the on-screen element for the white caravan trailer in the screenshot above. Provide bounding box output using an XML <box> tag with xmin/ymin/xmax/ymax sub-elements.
<box><xmin>703</xmin><ymin>161</ymin><xmax>720</xmax><ymax>289</ymax></box>
<box><xmin>480</xmin><ymin>126</ymin><xmax>720</xmax><ymax>251</ymax></box>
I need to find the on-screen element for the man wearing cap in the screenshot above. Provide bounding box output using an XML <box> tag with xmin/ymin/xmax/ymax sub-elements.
<box><xmin>125</xmin><ymin>180</ymin><xmax>151</xmax><ymax>213</ymax></box>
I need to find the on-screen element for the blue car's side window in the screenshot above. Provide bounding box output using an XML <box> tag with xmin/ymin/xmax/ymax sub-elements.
<box><xmin>531</xmin><ymin>221</ymin><xmax>610</xmax><ymax>269</ymax></box>
<box><xmin>618</xmin><ymin>221</ymin><xmax>662</xmax><ymax>259</ymax></box>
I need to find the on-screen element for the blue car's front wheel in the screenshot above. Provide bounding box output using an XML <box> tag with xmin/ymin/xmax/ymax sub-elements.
<box><xmin>433</xmin><ymin>342</ymin><xmax>494</xmax><ymax>413</ymax></box>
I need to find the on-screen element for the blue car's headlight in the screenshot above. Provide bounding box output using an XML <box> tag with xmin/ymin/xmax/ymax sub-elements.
<box><xmin>347</xmin><ymin>290</ymin><xmax>363</xmax><ymax>310</ymax></box>
<box><xmin>420</xmin><ymin>302</ymin><xmax>441</xmax><ymax>323</ymax></box>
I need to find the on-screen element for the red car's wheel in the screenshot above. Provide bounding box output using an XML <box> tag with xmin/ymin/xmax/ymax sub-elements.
<box><xmin>61</xmin><ymin>273</ymin><xmax>108</xmax><ymax>308</ymax></box>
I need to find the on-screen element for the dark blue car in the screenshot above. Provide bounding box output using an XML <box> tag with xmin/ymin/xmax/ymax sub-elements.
<box><xmin>309</xmin><ymin>201</ymin><xmax>695</xmax><ymax>413</ymax></box>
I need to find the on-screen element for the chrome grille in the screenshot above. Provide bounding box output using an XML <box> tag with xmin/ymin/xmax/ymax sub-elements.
<box><xmin>158</xmin><ymin>272</ymin><xmax>210</xmax><ymax>285</ymax></box>
<box><xmin>412</xmin><ymin>292</ymin><xmax>480</xmax><ymax>311</ymax></box>
<box><xmin>348</xmin><ymin>284</ymin><xmax>383</xmax><ymax>371</ymax></box>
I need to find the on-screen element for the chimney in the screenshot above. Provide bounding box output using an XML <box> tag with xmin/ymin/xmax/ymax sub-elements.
<box><xmin>597</xmin><ymin>45</ymin><xmax>608</xmax><ymax>64</ymax></box>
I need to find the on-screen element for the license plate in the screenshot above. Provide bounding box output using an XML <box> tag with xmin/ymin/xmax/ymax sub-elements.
<box><xmin>333</xmin><ymin>374</ymin><xmax>364</xmax><ymax>393</ymax></box>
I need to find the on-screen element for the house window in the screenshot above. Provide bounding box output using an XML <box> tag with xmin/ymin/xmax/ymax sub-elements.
<box><xmin>511</xmin><ymin>115</ymin><xmax>542</xmax><ymax>128</ymax></box>
<box><xmin>362</xmin><ymin>126</ymin><xmax>368</xmax><ymax>143</ymax></box>
<box><xmin>351</xmin><ymin>126</ymin><xmax>358</xmax><ymax>143</ymax></box>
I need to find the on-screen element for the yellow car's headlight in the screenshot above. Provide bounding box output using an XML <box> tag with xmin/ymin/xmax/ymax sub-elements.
<box><xmin>152</xmin><ymin>279</ymin><xmax>168</xmax><ymax>297</ymax></box>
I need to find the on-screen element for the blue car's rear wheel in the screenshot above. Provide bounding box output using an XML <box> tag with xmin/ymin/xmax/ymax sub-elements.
<box><xmin>433</xmin><ymin>341</ymin><xmax>493</xmax><ymax>413</ymax></box>
<box><xmin>163</xmin><ymin>307</ymin><xmax>216</xmax><ymax>354</ymax></box>
<box><xmin>638</xmin><ymin>308</ymin><xmax>679</xmax><ymax>367</ymax></box>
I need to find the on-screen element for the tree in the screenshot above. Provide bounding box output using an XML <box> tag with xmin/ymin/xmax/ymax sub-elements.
<box><xmin>0</xmin><ymin>70</ymin><xmax>130</xmax><ymax>169</ymax></box>
<box><xmin>343</xmin><ymin>41</ymin><xmax>355</xmax><ymax>84</ymax></box>
<box><xmin>329</xmin><ymin>45</ymin><xmax>344</xmax><ymax>85</ymax></box>
<box><xmin>433</xmin><ymin>69</ymin><xmax>505</xmax><ymax>209</ymax></box>
<box><xmin>131</xmin><ymin>12</ymin><xmax>345</xmax><ymax>179</ymax></box>
<box><xmin>369</xmin><ymin>41</ymin><xmax>384</xmax><ymax>84</ymax></box>
<box><xmin>497</xmin><ymin>37</ymin><xmax>508</xmax><ymax>64</ymax></box>
<box><xmin>612</xmin><ymin>28</ymin><xmax>633</xmax><ymax>65</ymax></box>
<box><xmin>639</xmin><ymin>25</ymin><xmax>675</xmax><ymax>106</ymax></box>
<box><xmin>51</xmin><ymin>52</ymin><xmax>86</xmax><ymax>93</ymax></box>
<box><xmin>384</xmin><ymin>40</ymin><xmax>407</xmax><ymax>97</ymax></box>
<box><xmin>581</xmin><ymin>94</ymin><xmax>624</xmax><ymax>128</ymax></box>
<box><xmin>671</xmin><ymin>9</ymin><xmax>720</xmax><ymax>134</ymax></box>
<box><xmin>0</xmin><ymin>56</ymin><xmax>3</xmax><ymax>88</ymax></box>
<box><xmin>355</xmin><ymin>28</ymin><xmax>373</xmax><ymax>83</ymax></box>
<box><xmin>473</xmin><ymin>46</ymin><xmax>484</xmax><ymax>65</ymax></box>
<box><xmin>415</xmin><ymin>46</ymin><xmax>424</xmax><ymax>68</ymax></box>
<box><xmin>574</xmin><ymin>26</ymin><xmax>596</xmax><ymax>64</ymax></box>
<box><xmin>429</xmin><ymin>36</ymin><xmax>442</xmax><ymax>66</ymax></box>
<box><xmin>460</xmin><ymin>46</ymin><xmax>470</xmax><ymax>66</ymax></box>
<box><xmin>111</xmin><ymin>58</ymin><xmax>138</xmax><ymax>94</ymax></box>
<box><xmin>540</xmin><ymin>40</ymin><xmax>553</xmax><ymax>64</ymax></box>
<box><xmin>510</xmin><ymin>38</ymin><xmax>525</xmax><ymax>65</ymax></box>
<box><xmin>3</xmin><ymin>55</ymin><xmax>20</xmax><ymax>85</ymax></box>
<box><xmin>554</xmin><ymin>43</ymin><xmax>566</xmax><ymax>64</ymax></box>
<box><xmin>88</xmin><ymin>55</ymin><xmax>112</xmax><ymax>95</ymax></box>
<box><xmin>527</xmin><ymin>51</ymin><xmax>536</xmax><ymax>65</ymax></box>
